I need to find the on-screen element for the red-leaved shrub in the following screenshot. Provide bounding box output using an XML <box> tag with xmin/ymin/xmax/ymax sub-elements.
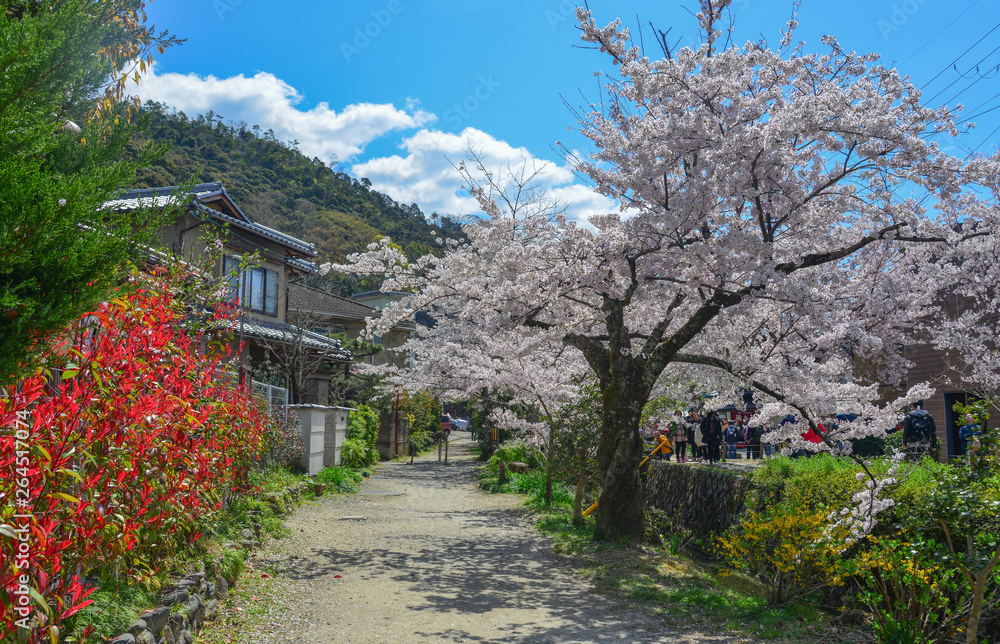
<box><xmin>1</xmin><ymin>267</ymin><xmax>268</xmax><ymax>642</ymax></box>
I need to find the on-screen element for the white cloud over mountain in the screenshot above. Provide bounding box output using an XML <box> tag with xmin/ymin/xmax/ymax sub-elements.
<box><xmin>134</xmin><ymin>64</ymin><xmax>435</xmax><ymax>163</ymax></box>
<box><xmin>133</xmin><ymin>67</ymin><xmax>616</xmax><ymax>224</ymax></box>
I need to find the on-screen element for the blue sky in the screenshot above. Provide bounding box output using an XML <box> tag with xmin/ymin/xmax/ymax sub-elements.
<box><xmin>136</xmin><ymin>0</ymin><xmax>1000</xmax><ymax>220</ymax></box>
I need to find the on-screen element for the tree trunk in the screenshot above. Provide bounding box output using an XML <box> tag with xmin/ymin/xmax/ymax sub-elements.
<box><xmin>968</xmin><ymin>581</ymin><xmax>983</xmax><ymax>644</ymax></box>
<box><xmin>967</xmin><ymin>545</ymin><xmax>1000</xmax><ymax>644</ymax></box>
<box><xmin>593</xmin><ymin>373</ymin><xmax>646</xmax><ymax>543</ymax></box>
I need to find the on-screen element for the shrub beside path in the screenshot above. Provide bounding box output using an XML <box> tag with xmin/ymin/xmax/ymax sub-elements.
<box><xmin>236</xmin><ymin>436</ymin><xmax>741</xmax><ymax>643</ymax></box>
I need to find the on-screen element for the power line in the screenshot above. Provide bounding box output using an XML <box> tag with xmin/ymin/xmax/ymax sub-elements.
<box><xmin>955</xmin><ymin>88</ymin><xmax>1000</xmax><ymax>124</ymax></box>
<box><xmin>919</xmin><ymin>21</ymin><xmax>1000</xmax><ymax>91</ymax></box>
<box><xmin>939</xmin><ymin>63</ymin><xmax>1000</xmax><ymax>108</ymax></box>
<box><xmin>964</xmin><ymin>120</ymin><xmax>1000</xmax><ymax>157</ymax></box>
<box><xmin>900</xmin><ymin>0</ymin><xmax>984</xmax><ymax>68</ymax></box>
<box><xmin>924</xmin><ymin>43</ymin><xmax>1000</xmax><ymax>104</ymax></box>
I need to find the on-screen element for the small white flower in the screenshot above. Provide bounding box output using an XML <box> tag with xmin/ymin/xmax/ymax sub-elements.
<box><xmin>58</xmin><ymin>199</ymin><xmax>67</xmax><ymax>207</ymax></box>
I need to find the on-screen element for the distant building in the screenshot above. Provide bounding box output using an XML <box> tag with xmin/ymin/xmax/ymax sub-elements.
<box><xmin>905</xmin><ymin>292</ymin><xmax>1000</xmax><ymax>460</ymax></box>
<box><xmin>351</xmin><ymin>290</ymin><xmax>418</xmax><ymax>370</ymax></box>
<box><xmin>287</xmin><ymin>282</ymin><xmax>376</xmax><ymax>339</ymax></box>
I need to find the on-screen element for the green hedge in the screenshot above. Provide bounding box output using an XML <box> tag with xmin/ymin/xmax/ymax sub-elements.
<box><xmin>751</xmin><ymin>454</ymin><xmax>946</xmax><ymax>532</ymax></box>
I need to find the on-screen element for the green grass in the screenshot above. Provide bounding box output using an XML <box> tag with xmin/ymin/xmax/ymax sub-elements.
<box><xmin>533</xmin><ymin>507</ymin><xmax>851</xmax><ymax>642</ymax></box>
<box><xmin>249</xmin><ymin>465</ymin><xmax>312</xmax><ymax>494</ymax></box>
<box><xmin>479</xmin><ymin>467</ymin><xmax>575</xmax><ymax>510</ymax></box>
<box><xmin>478</xmin><ymin>463</ymin><xmax>858</xmax><ymax>643</ymax></box>
<box><xmin>217</xmin><ymin>548</ymin><xmax>246</xmax><ymax>585</ymax></box>
<box><xmin>314</xmin><ymin>465</ymin><xmax>366</xmax><ymax>493</ymax></box>
<box><xmin>485</xmin><ymin>438</ymin><xmax>545</xmax><ymax>472</ymax></box>
<box><xmin>62</xmin><ymin>577</ymin><xmax>163</xmax><ymax>643</ymax></box>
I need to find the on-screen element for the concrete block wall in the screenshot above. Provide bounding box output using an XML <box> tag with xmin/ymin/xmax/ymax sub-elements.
<box><xmin>324</xmin><ymin>407</ymin><xmax>353</xmax><ymax>467</ymax></box>
<box><xmin>376</xmin><ymin>410</ymin><xmax>410</xmax><ymax>460</ymax></box>
<box><xmin>290</xmin><ymin>405</ymin><xmax>326</xmax><ymax>475</ymax></box>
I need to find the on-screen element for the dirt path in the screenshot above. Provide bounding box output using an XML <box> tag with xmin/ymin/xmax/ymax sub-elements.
<box><xmin>250</xmin><ymin>436</ymin><xmax>740</xmax><ymax>643</ymax></box>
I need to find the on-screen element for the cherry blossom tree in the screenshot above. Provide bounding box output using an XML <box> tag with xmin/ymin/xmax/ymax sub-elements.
<box><xmin>370</xmin><ymin>314</ymin><xmax>592</xmax><ymax>505</ymax></box>
<box><xmin>334</xmin><ymin>0</ymin><xmax>999</xmax><ymax>542</ymax></box>
<box><xmin>922</xmin><ymin>203</ymin><xmax>1000</xmax><ymax>412</ymax></box>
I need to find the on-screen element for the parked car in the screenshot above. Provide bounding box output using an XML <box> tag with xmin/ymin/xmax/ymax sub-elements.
<box><xmin>441</xmin><ymin>414</ymin><xmax>457</xmax><ymax>434</ymax></box>
<box><xmin>452</xmin><ymin>417</ymin><xmax>470</xmax><ymax>431</ymax></box>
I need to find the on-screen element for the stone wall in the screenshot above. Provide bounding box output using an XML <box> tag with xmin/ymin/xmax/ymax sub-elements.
<box><xmin>108</xmin><ymin>482</ymin><xmax>308</xmax><ymax>644</ymax></box>
<box><xmin>644</xmin><ymin>461</ymin><xmax>764</xmax><ymax>539</ymax></box>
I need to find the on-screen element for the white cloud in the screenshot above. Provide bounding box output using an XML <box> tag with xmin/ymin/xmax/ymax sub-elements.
<box><xmin>132</xmin><ymin>66</ymin><xmax>616</xmax><ymax>225</ymax></box>
<box><xmin>352</xmin><ymin>127</ymin><xmax>618</xmax><ymax>223</ymax></box>
<box><xmin>133</xmin><ymin>64</ymin><xmax>435</xmax><ymax>162</ymax></box>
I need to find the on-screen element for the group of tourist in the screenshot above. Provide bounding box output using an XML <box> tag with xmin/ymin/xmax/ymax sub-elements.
<box><xmin>645</xmin><ymin>402</ymin><xmax>987</xmax><ymax>465</ymax></box>
<box><xmin>648</xmin><ymin>410</ymin><xmax>776</xmax><ymax>465</ymax></box>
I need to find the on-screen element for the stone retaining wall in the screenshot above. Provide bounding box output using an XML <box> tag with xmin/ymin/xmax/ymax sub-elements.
<box><xmin>107</xmin><ymin>482</ymin><xmax>307</xmax><ymax>644</ymax></box>
<box><xmin>644</xmin><ymin>461</ymin><xmax>766</xmax><ymax>539</ymax></box>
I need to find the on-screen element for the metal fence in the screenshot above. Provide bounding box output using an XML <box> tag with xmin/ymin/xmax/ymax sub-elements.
<box><xmin>221</xmin><ymin>372</ymin><xmax>289</xmax><ymax>419</ymax></box>
<box><xmin>251</xmin><ymin>379</ymin><xmax>288</xmax><ymax>418</ymax></box>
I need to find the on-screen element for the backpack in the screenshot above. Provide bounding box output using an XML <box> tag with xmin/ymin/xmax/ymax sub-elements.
<box><xmin>749</xmin><ymin>425</ymin><xmax>764</xmax><ymax>442</ymax></box>
<box><xmin>909</xmin><ymin>411</ymin><xmax>934</xmax><ymax>441</ymax></box>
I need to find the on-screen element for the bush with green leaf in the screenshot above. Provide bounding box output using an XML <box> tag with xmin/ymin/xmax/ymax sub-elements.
<box><xmin>480</xmin><ymin>467</ymin><xmax>573</xmax><ymax>509</ymax></box>
<box><xmin>717</xmin><ymin>489</ymin><xmax>852</xmax><ymax>606</ymax></box>
<box><xmin>486</xmin><ymin>438</ymin><xmax>544</xmax><ymax>473</ymax></box>
<box><xmin>400</xmin><ymin>391</ymin><xmax>442</xmax><ymax>453</ymax></box>
<box><xmin>843</xmin><ymin>537</ymin><xmax>968</xmax><ymax>644</ymax></box>
<box><xmin>343</xmin><ymin>404</ymin><xmax>379</xmax><ymax>467</ymax></box>
<box><xmin>314</xmin><ymin>466</ymin><xmax>364</xmax><ymax>494</ymax></box>
<box><xmin>750</xmin><ymin>454</ymin><xmax>946</xmax><ymax>534</ymax></box>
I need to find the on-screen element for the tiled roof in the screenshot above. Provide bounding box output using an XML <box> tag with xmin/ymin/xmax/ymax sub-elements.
<box><xmin>287</xmin><ymin>283</ymin><xmax>376</xmax><ymax>320</ymax></box>
<box><xmin>193</xmin><ymin>203</ymin><xmax>317</xmax><ymax>257</ymax></box>
<box><xmin>352</xmin><ymin>290</ymin><xmax>411</xmax><ymax>299</ymax></box>
<box><xmin>102</xmin><ymin>193</ymin><xmax>179</xmax><ymax>211</ymax></box>
<box><xmin>238</xmin><ymin>318</ymin><xmax>352</xmax><ymax>362</ymax></box>
<box><xmin>106</xmin><ymin>183</ymin><xmax>318</xmax><ymax>257</ymax></box>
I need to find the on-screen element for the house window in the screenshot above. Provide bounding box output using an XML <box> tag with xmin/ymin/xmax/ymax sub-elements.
<box><xmin>225</xmin><ymin>256</ymin><xmax>279</xmax><ymax>316</ymax></box>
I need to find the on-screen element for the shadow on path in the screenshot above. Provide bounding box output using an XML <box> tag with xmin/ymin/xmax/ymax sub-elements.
<box><xmin>274</xmin><ymin>436</ymin><xmax>736</xmax><ymax>643</ymax></box>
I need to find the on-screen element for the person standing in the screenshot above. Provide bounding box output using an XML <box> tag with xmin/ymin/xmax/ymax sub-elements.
<box><xmin>670</xmin><ymin>411</ymin><xmax>688</xmax><ymax>462</ymax></box>
<box><xmin>747</xmin><ymin>422</ymin><xmax>763</xmax><ymax>460</ymax></box>
<box><xmin>902</xmin><ymin>401</ymin><xmax>937</xmax><ymax>462</ymax></box>
<box><xmin>959</xmin><ymin>413</ymin><xmax>982</xmax><ymax>456</ymax></box>
<box><xmin>702</xmin><ymin>412</ymin><xmax>724</xmax><ymax>465</ymax></box>
<box><xmin>760</xmin><ymin>423</ymin><xmax>776</xmax><ymax>458</ymax></box>
<box><xmin>724</xmin><ymin>420</ymin><xmax>740</xmax><ymax>460</ymax></box>
<box><xmin>687</xmin><ymin>410</ymin><xmax>702</xmax><ymax>460</ymax></box>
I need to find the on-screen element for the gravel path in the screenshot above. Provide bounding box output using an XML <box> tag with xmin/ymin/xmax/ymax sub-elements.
<box><xmin>257</xmin><ymin>436</ymin><xmax>740</xmax><ymax>643</ymax></box>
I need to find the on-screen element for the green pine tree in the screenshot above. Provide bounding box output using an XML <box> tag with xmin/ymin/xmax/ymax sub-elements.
<box><xmin>0</xmin><ymin>0</ymin><xmax>179</xmax><ymax>386</ymax></box>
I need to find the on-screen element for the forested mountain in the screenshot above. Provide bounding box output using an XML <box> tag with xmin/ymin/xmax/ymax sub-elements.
<box><xmin>130</xmin><ymin>102</ymin><xmax>466</xmax><ymax>266</ymax></box>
